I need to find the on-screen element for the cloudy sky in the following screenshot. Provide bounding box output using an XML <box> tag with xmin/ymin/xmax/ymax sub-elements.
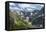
<box><xmin>9</xmin><ymin>3</ymin><xmax>44</xmax><ymax>12</ymax></box>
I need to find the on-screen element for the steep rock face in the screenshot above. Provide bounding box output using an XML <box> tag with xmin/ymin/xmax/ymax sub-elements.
<box><xmin>32</xmin><ymin>7</ymin><xmax>45</xmax><ymax>28</ymax></box>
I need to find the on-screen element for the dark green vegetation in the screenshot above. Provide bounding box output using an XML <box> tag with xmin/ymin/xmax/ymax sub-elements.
<box><xmin>9</xmin><ymin>12</ymin><xmax>32</xmax><ymax>29</ymax></box>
